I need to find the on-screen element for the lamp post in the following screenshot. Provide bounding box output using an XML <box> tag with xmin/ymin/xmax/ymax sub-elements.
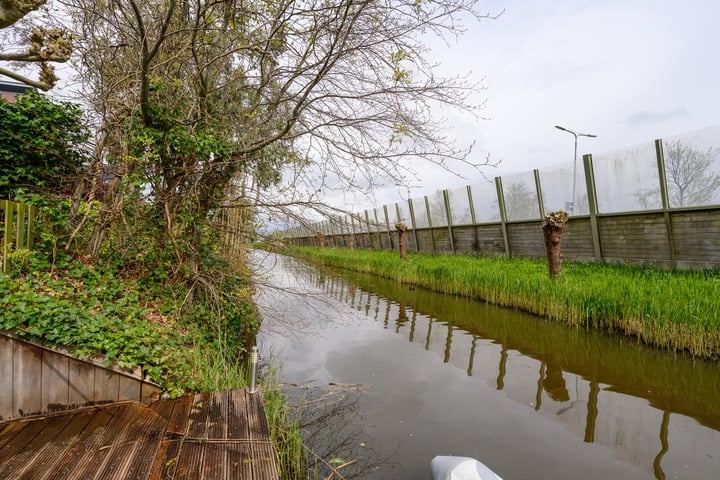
<box><xmin>554</xmin><ymin>125</ymin><xmax>597</xmax><ymax>214</ymax></box>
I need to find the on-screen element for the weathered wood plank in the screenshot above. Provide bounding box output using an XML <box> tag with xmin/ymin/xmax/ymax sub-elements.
<box><xmin>118</xmin><ymin>374</ymin><xmax>142</xmax><ymax>403</ymax></box>
<box><xmin>0</xmin><ymin>419</ymin><xmax>48</xmax><ymax>467</ymax></box>
<box><xmin>228</xmin><ymin>388</ymin><xmax>250</xmax><ymax>440</ymax></box>
<box><xmin>149</xmin><ymin>438</ymin><xmax>182</xmax><ymax>479</ymax></box>
<box><xmin>55</xmin><ymin>404</ymin><xmax>134</xmax><ymax>479</ymax></box>
<box><xmin>208</xmin><ymin>390</ymin><xmax>229</xmax><ymax>439</ymax></box>
<box><xmin>0</xmin><ymin>414</ymin><xmax>74</xmax><ymax>479</ymax></box>
<box><xmin>93</xmin><ymin>368</ymin><xmax>120</xmax><ymax>404</ymax></box>
<box><xmin>99</xmin><ymin>406</ymin><xmax>166</xmax><ymax>480</ymax></box>
<box><xmin>13</xmin><ymin>341</ymin><xmax>42</xmax><ymax>417</ymax></box>
<box><xmin>187</xmin><ymin>393</ymin><xmax>212</xmax><ymax>438</ymax></box>
<box><xmin>0</xmin><ymin>389</ymin><xmax>279</xmax><ymax>480</ymax></box>
<box><xmin>0</xmin><ymin>336</ymin><xmax>13</xmax><ymax>421</ymax></box>
<box><xmin>67</xmin><ymin>357</ymin><xmax>94</xmax><ymax>407</ymax></box>
<box><xmin>41</xmin><ymin>351</ymin><xmax>70</xmax><ymax>412</ymax></box>
<box><xmin>173</xmin><ymin>441</ymin><xmax>205</xmax><ymax>480</ymax></box>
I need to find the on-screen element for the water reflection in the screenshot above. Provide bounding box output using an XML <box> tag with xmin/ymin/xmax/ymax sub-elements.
<box><xmin>284</xmin><ymin>385</ymin><xmax>394</xmax><ymax>479</ymax></box>
<box><xmin>255</xmin><ymin>252</ymin><xmax>720</xmax><ymax>479</ymax></box>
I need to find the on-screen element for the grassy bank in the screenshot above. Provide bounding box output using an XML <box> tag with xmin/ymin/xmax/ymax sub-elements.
<box><xmin>284</xmin><ymin>246</ymin><xmax>720</xmax><ymax>359</ymax></box>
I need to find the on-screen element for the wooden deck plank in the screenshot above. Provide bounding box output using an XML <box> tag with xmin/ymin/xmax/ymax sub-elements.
<box><xmin>47</xmin><ymin>404</ymin><xmax>132</xmax><ymax>480</ymax></box>
<box><xmin>208</xmin><ymin>390</ymin><xmax>229</xmax><ymax>439</ymax></box>
<box><xmin>167</xmin><ymin>394</ymin><xmax>193</xmax><ymax>435</ymax></box>
<box><xmin>251</xmin><ymin>443</ymin><xmax>280</xmax><ymax>479</ymax></box>
<box><xmin>0</xmin><ymin>388</ymin><xmax>279</xmax><ymax>480</ymax></box>
<box><xmin>226</xmin><ymin>442</ymin><xmax>254</xmax><ymax>479</ymax></box>
<box><xmin>0</xmin><ymin>413</ymin><xmax>73</xmax><ymax>478</ymax></box>
<box><xmin>247</xmin><ymin>390</ymin><xmax>271</xmax><ymax>439</ymax></box>
<box><xmin>228</xmin><ymin>388</ymin><xmax>250</xmax><ymax>440</ymax></box>
<box><xmin>0</xmin><ymin>421</ymin><xmax>28</xmax><ymax>451</ymax></box>
<box><xmin>0</xmin><ymin>416</ymin><xmax>51</xmax><ymax>466</ymax></box>
<box><xmin>201</xmin><ymin>442</ymin><xmax>227</xmax><ymax>480</ymax></box>
<box><xmin>95</xmin><ymin>406</ymin><xmax>167</xmax><ymax>480</ymax></box>
<box><xmin>187</xmin><ymin>392</ymin><xmax>212</xmax><ymax>439</ymax></box>
<box><xmin>15</xmin><ymin>410</ymin><xmax>96</xmax><ymax>480</ymax></box>
<box><xmin>246</xmin><ymin>391</ymin><xmax>279</xmax><ymax>479</ymax></box>
<box><xmin>148</xmin><ymin>437</ymin><xmax>182</xmax><ymax>479</ymax></box>
<box><xmin>83</xmin><ymin>405</ymin><xmax>149</xmax><ymax>480</ymax></box>
<box><xmin>202</xmin><ymin>391</ymin><xmax>229</xmax><ymax>479</ymax></box>
<box><xmin>174</xmin><ymin>441</ymin><xmax>205</xmax><ymax>480</ymax></box>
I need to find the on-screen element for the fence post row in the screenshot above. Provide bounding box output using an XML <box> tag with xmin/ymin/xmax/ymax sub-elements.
<box><xmin>292</xmin><ymin>127</ymin><xmax>720</xmax><ymax>269</ymax></box>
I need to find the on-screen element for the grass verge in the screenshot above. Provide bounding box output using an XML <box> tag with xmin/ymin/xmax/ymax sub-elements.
<box><xmin>282</xmin><ymin>246</ymin><xmax>720</xmax><ymax>359</ymax></box>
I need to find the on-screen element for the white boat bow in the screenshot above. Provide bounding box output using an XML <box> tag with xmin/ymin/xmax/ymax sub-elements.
<box><xmin>430</xmin><ymin>455</ymin><xmax>503</xmax><ymax>480</ymax></box>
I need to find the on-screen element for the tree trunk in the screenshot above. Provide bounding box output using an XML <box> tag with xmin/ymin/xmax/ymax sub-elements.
<box><xmin>395</xmin><ymin>223</ymin><xmax>408</xmax><ymax>259</ymax></box>
<box><xmin>542</xmin><ymin>211</ymin><xmax>569</xmax><ymax>280</ymax></box>
<box><xmin>317</xmin><ymin>231</ymin><xmax>325</xmax><ymax>248</ymax></box>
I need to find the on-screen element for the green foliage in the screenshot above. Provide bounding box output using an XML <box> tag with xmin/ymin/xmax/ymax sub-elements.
<box><xmin>0</xmin><ymin>252</ymin><xmax>259</xmax><ymax>396</ymax></box>
<box><xmin>0</xmin><ymin>91</ymin><xmax>88</xmax><ymax>199</ymax></box>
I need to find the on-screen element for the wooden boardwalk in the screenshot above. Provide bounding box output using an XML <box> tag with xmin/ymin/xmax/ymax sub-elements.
<box><xmin>0</xmin><ymin>388</ymin><xmax>279</xmax><ymax>479</ymax></box>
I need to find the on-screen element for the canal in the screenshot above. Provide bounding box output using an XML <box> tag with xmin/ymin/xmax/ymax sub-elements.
<box><xmin>253</xmin><ymin>251</ymin><xmax>720</xmax><ymax>479</ymax></box>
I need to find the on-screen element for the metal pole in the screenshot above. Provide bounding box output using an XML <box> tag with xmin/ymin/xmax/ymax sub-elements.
<box><xmin>555</xmin><ymin>125</ymin><xmax>597</xmax><ymax>215</ymax></box>
<box><xmin>572</xmin><ymin>134</ymin><xmax>578</xmax><ymax>212</ymax></box>
<box><xmin>248</xmin><ymin>346</ymin><xmax>259</xmax><ymax>394</ymax></box>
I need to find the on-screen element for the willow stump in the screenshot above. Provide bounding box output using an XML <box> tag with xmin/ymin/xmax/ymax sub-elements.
<box><xmin>395</xmin><ymin>222</ymin><xmax>408</xmax><ymax>259</ymax></box>
<box><xmin>542</xmin><ymin>210</ymin><xmax>569</xmax><ymax>279</ymax></box>
<box><xmin>317</xmin><ymin>231</ymin><xmax>325</xmax><ymax>248</ymax></box>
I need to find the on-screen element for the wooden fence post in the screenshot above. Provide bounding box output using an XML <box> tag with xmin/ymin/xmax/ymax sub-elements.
<box><xmin>383</xmin><ymin>205</ymin><xmax>393</xmax><ymax>250</ymax></box>
<box><xmin>534</xmin><ymin>169</ymin><xmax>545</xmax><ymax>219</ymax></box>
<box><xmin>655</xmin><ymin>138</ymin><xmax>677</xmax><ymax>267</ymax></box>
<box><xmin>424</xmin><ymin>195</ymin><xmax>436</xmax><ymax>253</ymax></box>
<box><xmin>467</xmin><ymin>185</ymin><xmax>479</xmax><ymax>253</ymax></box>
<box><xmin>583</xmin><ymin>154</ymin><xmax>603</xmax><ymax>261</ymax></box>
<box><xmin>495</xmin><ymin>177</ymin><xmax>511</xmax><ymax>257</ymax></box>
<box><xmin>408</xmin><ymin>199</ymin><xmax>420</xmax><ymax>252</ymax></box>
<box><xmin>443</xmin><ymin>190</ymin><xmax>456</xmax><ymax>254</ymax></box>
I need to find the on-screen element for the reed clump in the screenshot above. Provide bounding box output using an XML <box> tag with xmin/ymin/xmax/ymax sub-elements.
<box><xmin>284</xmin><ymin>246</ymin><xmax>720</xmax><ymax>359</ymax></box>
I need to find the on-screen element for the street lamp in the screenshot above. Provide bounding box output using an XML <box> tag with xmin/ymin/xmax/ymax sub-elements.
<box><xmin>554</xmin><ymin>125</ymin><xmax>597</xmax><ymax>214</ymax></box>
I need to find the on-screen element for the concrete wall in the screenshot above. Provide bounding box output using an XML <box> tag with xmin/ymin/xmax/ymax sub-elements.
<box><xmin>291</xmin><ymin>207</ymin><xmax>720</xmax><ymax>269</ymax></box>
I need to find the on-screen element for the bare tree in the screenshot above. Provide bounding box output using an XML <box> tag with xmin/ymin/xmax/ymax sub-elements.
<box><xmin>57</xmin><ymin>0</ymin><xmax>498</xmax><ymax>284</ymax></box>
<box><xmin>664</xmin><ymin>140</ymin><xmax>720</xmax><ymax>207</ymax></box>
<box><xmin>635</xmin><ymin>140</ymin><xmax>720</xmax><ymax>209</ymax></box>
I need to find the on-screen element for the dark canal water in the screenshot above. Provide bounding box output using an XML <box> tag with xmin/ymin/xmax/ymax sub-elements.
<box><xmin>252</xmin><ymin>251</ymin><xmax>720</xmax><ymax>480</ymax></box>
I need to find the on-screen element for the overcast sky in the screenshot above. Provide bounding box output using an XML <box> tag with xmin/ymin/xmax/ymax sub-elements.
<box><xmin>335</xmin><ymin>0</ymin><xmax>720</xmax><ymax>211</ymax></box>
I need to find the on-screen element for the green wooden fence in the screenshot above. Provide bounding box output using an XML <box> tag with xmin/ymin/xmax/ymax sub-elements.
<box><xmin>1</xmin><ymin>200</ymin><xmax>38</xmax><ymax>273</ymax></box>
